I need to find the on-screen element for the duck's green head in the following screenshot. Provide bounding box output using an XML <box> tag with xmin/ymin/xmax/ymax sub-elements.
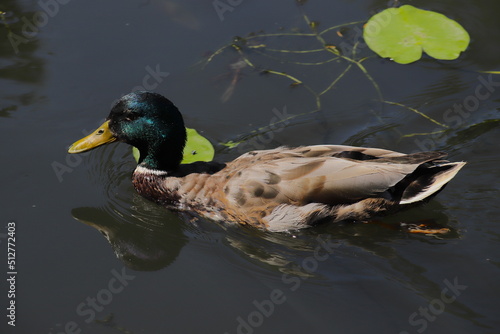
<box><xmin>68</xmin><ymin>91</ymin><xmax>187</xmax><ymax>171</ymax></box>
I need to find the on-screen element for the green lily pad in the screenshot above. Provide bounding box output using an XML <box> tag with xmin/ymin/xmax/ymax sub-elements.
<box><xmin>132</xmin><ymin>127</ymin><xmax>214</xmax><ymax>164</ymax></box>
<box><xmin>364</xmin><ymin>5</ymin><xmax>470</xmax><ymax>64</ymax></box>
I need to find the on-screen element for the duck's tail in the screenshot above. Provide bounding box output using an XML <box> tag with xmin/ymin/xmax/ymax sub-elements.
<box><xmin>399</xmin><ymin>161</ymin><xmax>466</xmax><ymax>205</ymax></box>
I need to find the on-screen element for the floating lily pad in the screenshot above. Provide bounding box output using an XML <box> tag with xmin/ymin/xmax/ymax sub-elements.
<box><xmin>364</xmin><ymin>5</ymin><xmax>470</xmax><ymax>64</ymax></box>
<box><xmin>132</xmin><ymin>127</ymin><xmax>214</xmax><ymax>164</ymax></box>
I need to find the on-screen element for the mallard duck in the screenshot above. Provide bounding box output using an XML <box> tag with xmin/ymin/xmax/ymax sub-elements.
<box><xmin>68</xmin><ymin>92</ymin><xmax>465</xmax><ymax>232</ymax></box>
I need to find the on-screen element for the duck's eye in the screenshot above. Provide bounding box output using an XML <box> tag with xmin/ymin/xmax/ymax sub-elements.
<box><xmin>124</xmin><ymin>112</ymin><xmax>138</xmax><ymax>122</ymax></box>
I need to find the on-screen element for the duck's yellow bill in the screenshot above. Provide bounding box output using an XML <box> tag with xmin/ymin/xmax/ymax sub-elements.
<box><xmin>68</xmin><ymin>120</ymin><xmax>116</xmax><ymax>153</ymax></box>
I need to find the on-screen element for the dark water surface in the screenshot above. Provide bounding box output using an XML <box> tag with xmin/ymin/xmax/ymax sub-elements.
<box><xmin>1</xmin><ymin>0</ymin><xmax>499</xmax><ymax>333</ymax></box>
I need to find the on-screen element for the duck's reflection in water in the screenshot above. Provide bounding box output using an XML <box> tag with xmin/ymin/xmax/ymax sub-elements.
<box><xmin>71</xmin><ymin>202</ymin><xmax>187</xmax><ymax>271</ymax></box>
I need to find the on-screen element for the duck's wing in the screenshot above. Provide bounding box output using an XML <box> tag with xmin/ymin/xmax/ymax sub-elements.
<box><xmin>225</xmin><ymin>155</ymin><xmax>416</xmax><ymax>207</ymax></box>
<box><xmin>236</xmin><ymin>144</ymin><xmax>407</xmax><ymax>161</ymax></box>
<box><xmin>223</xmin><ymin>145</ymin><xmax>464</xmax><ymax>218</ymax></box>
<box><xmin>287</xmin><ymin>144</ymin><xmax>408</xmax><ymax>159</ymax></box>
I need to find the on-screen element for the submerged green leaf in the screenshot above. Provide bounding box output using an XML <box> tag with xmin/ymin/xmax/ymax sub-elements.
<box><xmin>132</xmin><ymin>127</ymin><xmax>214</xmax><ymax>164</ymax></box>
<box><xmin>479</xmin><ymin>70</ymin><xmax>500</xmax><ymax>74</ymax></box>
<box><xmin>364</xmin><ymin>5</ymin><xmax>470</xmax><ymax>64</ymax></box>
<box><xmin>219</xmin><ymin>140</ymin><xmax>240</xmax><ymax>149</ymax></box>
